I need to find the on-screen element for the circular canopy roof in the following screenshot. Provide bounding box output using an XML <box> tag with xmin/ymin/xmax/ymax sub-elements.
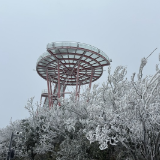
<box><xmin>36</xmin><ymin>41</ymin><xmax>111</xmax><ymax>85</ymax></box>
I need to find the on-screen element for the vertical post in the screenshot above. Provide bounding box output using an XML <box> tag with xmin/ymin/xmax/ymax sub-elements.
<box><xmin>89</xmin><ymin>69</ymin><xmax>94</xmax><ymax>89</ymax></box>
<box><xmin>7</xmin><ymin>132</ymin><xmax>13</xmax><ymax>160</ymax></box>
<box><xmin>50</xmin><ymin>80</ymin><xmax>53</xmax><ymax>107</ymax></box>
<box><xmin>57</xmin><ymin>61</ymin><xmax>60</xmax><ymax>105</ymax></box>
<box><xmin>49</xmin><ymin>78</ymin><xmax>52</xmax><ymax>108</ymax></box>
<box><xmin>76</xmin><ymin>61</ymin><xmax>80</xmax><ymax>99</ymax></box>
<box><xmin>46</xmin><ymin>69</ymin><xmax>51</xmax><ymax>108</ymax></box>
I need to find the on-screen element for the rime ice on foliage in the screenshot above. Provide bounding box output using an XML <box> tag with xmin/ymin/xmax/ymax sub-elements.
<box><xmin>137</xmin><ymin>57</ymin><xmax>147</xmax><ymax>80</ymax></box>
<box><xmin>1</xmin><ymin>55</ymin><xmax>160</xmax><ymax>160</ymax></box>
<box><xmin>84</xmin><ymin>56</ymin><xmax>160</xmax><ymax>160</ymax></box>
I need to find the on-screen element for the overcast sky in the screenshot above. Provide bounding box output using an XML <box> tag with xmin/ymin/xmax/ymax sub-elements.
<box><xmin>0</xmin><ymin>0</ymin><xmax>160</xmax><ymax>128</ymax></box>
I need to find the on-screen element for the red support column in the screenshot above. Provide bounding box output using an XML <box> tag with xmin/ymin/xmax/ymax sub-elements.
<box><xmin>89</xmin><ymin>69</ymin><xmax>94</xmax><ymax>89</ymax></box>
<box><xmin>49</xmin><ymin>80</ymin><xmax>53</xmax><ymax>107</ymax></box>
<box><xmin>57</xmin><ymin>61</ymin><xmax>61</xmax><ymax>105</ymax></box>
<box><xmin>46</xmin><ymin>69</ymin><xmax>51</xmax><ymax>108</ymax></box>
<box><xmin>76</xmin><ymin>61</ymin><xmax>80</xmax><ymax>99</ymax></box>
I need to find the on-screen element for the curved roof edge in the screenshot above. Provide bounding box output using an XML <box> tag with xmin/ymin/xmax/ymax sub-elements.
<box><xmin>46</xmin><ymin>41</ymin><xmax>111</xmax><ymax>62</ymax></box>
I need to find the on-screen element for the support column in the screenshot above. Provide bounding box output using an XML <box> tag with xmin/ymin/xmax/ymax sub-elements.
<box><xmin>76</xmin><ymin>61</ymin><xmax>80</xmax><ymax>100</ymax></box>
<box><xmin>46</xmin><ymin>69</ymin><xmax>51</xmax><ymax>108</ymax></box>
<box><xmin>57</xmin><ymin>61</ymin><xmax>61</xmax><ymax>105</ymax></box>
<box><xmin>89</xmin><ymin>68</ymin><xmax>94</xmax><ymax>89</ymax></box>
<box><xmin>49</xmin><ymin>80</ymin><xmax>53</xmax><ymax>107</ymax></box>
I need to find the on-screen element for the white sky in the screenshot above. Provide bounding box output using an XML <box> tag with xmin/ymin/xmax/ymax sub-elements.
<box><xmin>0</xmin><ymin>0</ymin><xmax>160</xmax><ymax>128</ymax></box>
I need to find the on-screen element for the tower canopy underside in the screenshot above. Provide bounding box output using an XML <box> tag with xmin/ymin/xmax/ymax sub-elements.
<box><xmin>36</xmin><ymin>41</ymin><xmax>110</xmax><ymax>85</ymax></box>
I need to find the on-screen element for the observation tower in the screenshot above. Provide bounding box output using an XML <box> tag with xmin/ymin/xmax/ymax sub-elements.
<box><xmin>36</xmin><ymin>41</ymin><xmax>111</xmax><ymax>107</ymax></box>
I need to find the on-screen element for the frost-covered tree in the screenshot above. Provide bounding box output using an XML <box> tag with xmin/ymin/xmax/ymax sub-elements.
<box><xmin>1</xmin><ymin>53</ymin><xmax>160</xmax><ymax>160</ymax></box>
<box><xmin>86</xmin><ymin>56</ymin><xmax>160</xmax><ymax>160</ymax></box>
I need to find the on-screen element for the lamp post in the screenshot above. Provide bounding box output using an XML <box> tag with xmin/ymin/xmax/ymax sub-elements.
<box><xmin>7</xmin><ymin>132</ymin><xmax>14</xmax><ymax>160</ymax></box>
<box><xmin>7</xmin><ymin>131</ymin><xmax>23</xmax><ymax>160</ymax></box>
